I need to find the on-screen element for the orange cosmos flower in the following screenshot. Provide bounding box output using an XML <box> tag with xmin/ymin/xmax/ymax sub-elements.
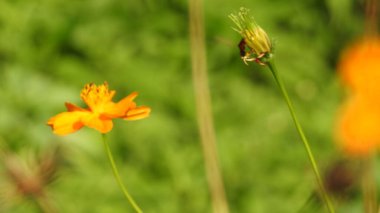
<box><xmin>47</xmin><ymin>82</ymin><xmax>151</xmax><ymax>135</ymax></box>
<box><xmin>338</xmin><ymin>38</ymin><xmax>380</xmax><ymax>100</ymax></box>
<box><xmin>336</xmin><ymin>96</ymin><xmax>380</xmax><ymax>156</ymax></box>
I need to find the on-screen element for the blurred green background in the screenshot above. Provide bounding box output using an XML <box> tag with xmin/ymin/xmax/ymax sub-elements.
<box><xmin>0</xmin><ymin>0</ymin><xmax>373</xmax><ymax>212</ymax></box>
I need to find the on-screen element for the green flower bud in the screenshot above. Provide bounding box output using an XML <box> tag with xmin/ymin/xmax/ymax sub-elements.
<box><xmin>229</xmin><ymin>7</ymin><xmax>272</xmax><ymax>65</ymax></box>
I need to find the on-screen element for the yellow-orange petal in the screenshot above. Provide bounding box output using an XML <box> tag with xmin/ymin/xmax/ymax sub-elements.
<box><xmin>124</xmin><ymin>106</ymin><xmax>151</xmax><ymax>120</ymax></box>
<box><xmin>65</xmin><ymin>102</ymin><xmax>88</xmax><ymax>112</ymax></box>
<box><xmin>47</xmin><ymin>112</ymin><xmax>86</xmax><ymax>136</ymax></box>
<box><xmin>81</xmin><ymin>113</ymin><xmax>113</xmax><ymax>133</ymax></box>
<box><xmin>336</xmin><ymin>97</ymin><xmax>380</xmax><ymax>156</ymax></box>
<box><xmin>102</xmin><ymin>92</ymin><xmax>138</xmax><ymax>118</ymax></box>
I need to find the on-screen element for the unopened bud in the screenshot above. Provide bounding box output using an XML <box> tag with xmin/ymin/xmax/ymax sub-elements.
<box><xmin>229</xmin><ymin>7</ymin><xmax>273</xmax><ymax>65</ymax></box>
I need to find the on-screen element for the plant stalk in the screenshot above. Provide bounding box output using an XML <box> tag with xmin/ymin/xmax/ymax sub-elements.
<box><xmin>267</xmin><ymin>61</ymin><xmax>335</xmax><ymax>213</ymax></box>
<box><xmin>188</xmin><ymin>0</ymin><xmax>230</xmax><ymax>212</ymax></box>
<box><xmin>363</xmin><ymin>154</ymin><xmax>377</xmax><ymax>213</ymax></box>
<box><xmin>102</xmin><ymin>134</ymin><xmax>143</xmax><ymax>213</ymax></box>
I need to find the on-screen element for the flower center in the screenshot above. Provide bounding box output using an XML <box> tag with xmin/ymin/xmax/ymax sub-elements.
<box><xmin>80</xmin><ymin>82</ymin><xmax>115</xmax><ymax>113</ymax></box>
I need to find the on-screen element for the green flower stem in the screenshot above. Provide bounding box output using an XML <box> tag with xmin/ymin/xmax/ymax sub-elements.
<box><xmin>102</xmin><ymin>134</ymin><xmax>143</xmax><ymax>213</ymax></box>
<box><xmin>267</xmin><ymin>61</ymin><xmax>335</xmax><ymax>213</ymax></box>
<box><xmin>362</xmin><ymin>154</ymin><xmax>377</xmax><ymax>213</ymax></box>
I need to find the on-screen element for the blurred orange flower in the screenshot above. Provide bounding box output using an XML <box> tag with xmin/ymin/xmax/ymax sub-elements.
<box><xmin>47</xmin><ymin>82</ymin><xmax>151</xmax><ymax>135</ymax></box>
<box><xmin>337</xmin><ymin>97</ymin><xmax>380</xmax><ymax>156</ymax></box>
<box><xmin>339</xmin><ymin>38</ymin><xmax>380</xmax><ymax>100</ymax></box>
<box><xmin>337</xmin><ymin>38</ymin><xmax>380</xmax><ymax>156</ymax></box>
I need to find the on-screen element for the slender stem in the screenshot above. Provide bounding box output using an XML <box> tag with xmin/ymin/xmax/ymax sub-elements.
<box><xmin>188</xmin><ymin>0</ymin><xmax>230</xmax><ymax>212</ymax></box>
<box><xmin>365</xmin><ymin>0</ymin><xmax>378</xmax><ymax>36</ymax></box>
<box><xmin>35</xmin><ymin>196</ymin><xmax>58</xmax><ymax>213</ymax></box>
<box><xmin>362</xmin><ymin>154</ymin><xmax>377</xmax><ymax>213</ymax></box>
<box><xmin>101</xmin><ymin>134</ymin><xmax>143</xmax><ymax>213</ymax></box>
<box><xmin>267</xmin><ymin>61</ymin><xmax>335</xmax><ymax>213</ymax></box>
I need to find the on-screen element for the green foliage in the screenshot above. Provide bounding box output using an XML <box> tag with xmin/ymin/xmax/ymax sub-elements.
<box><xmin>0</xmin><ymin>0</ymin><xmax>369</xmax><ymax>212</ymax></box>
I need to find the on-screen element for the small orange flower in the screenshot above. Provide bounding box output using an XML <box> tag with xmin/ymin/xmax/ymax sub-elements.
<box><xmin>337</xmin><ymin>97</ymin><xmax>380</xmax><ymax>156</ymax></box>
<box><xmin>338</xmin><ymin>38</ymin><xmax>380</xmax><ymax>100</ymax></box>
<box><xmin>47</xmin><ymin>82</ymin><xmax>151</xmax><ymax>135</ymax></box>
